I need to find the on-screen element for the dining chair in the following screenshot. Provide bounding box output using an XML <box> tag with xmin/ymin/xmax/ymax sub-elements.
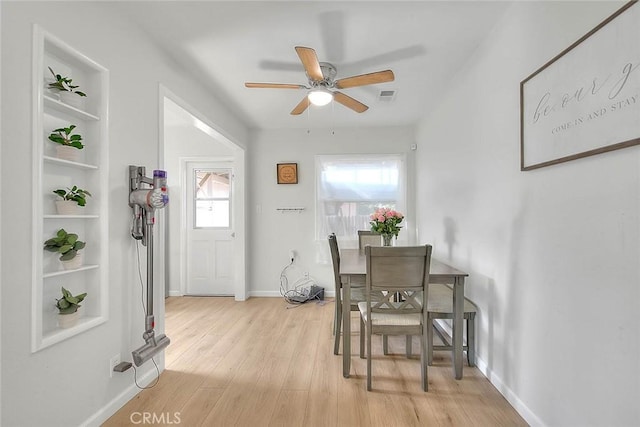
<box><xmin>426</xmin><ymin>283</ymin><xmax>477</xmax><ymax>366</ymax></box>
<box><xmin>357</xmin><ymin>229</ymin><xmax>409</xmax><ymax>356</ymax></box>
<box><xmin>330</xmin><ymin>233</ymin><xmax>383</xmax><ymax>355</ymax></box>
<box><xmin>358</xmin><ymin>230</ymin><xmax>381</xmax><ymax>250</ymax></box>
<box><xmin>329</xmin><ymin>233</ymin><xmax>364</xmax><ymax>355</ymax></box>
<box><xmin>358</xmin><ymin>245</ymin><xmax>433</xmax><ymax>391</ymax></box>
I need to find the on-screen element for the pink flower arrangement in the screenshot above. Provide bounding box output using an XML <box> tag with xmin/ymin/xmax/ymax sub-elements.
<box><xmin>369</xmin><ymin>207</ymin><xmax>404</xmax><ymax>236</ymax></box>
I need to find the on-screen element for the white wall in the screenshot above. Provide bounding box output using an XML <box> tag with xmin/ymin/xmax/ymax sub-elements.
<box><xmin>0</xmin><ymin>3</ymin><xmax>247</xmax><ymax>426</ymax></box>
<box><xmin>248</xmin><ymin>126</ymin><xmax>416</xmax><ymax>296</ymax></box>
<box><xmin>415</xmin><ymin>2</ymin><xmax>639</xmax><ymax>426</ymax></box>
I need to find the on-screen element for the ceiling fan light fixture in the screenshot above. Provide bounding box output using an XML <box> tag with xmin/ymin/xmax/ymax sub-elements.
<box><xmin>308</xmin><ymin>89</ymin><xmax>333</xmax><ymax>106</ymax></box>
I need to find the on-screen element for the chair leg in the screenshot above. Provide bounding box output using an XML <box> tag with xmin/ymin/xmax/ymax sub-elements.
<box><xmin>366</xmin><ymin>323</ymin><xmax>372</xmax><ymax>391</ymax></box>
<box><xmin>382</xmin><ymin>335</ymin><xmax>389</xmax><ymax>355</ymax></box>
<box><xmin>421</xmin><ymin>329</ymin><xmax>428</xmax><ymax>391</ymax></box>
<box><xmin>333</xmin><ymin>290</ymin><xmax>342</xmax><ymax>355</ymax></box>
<box><xmin>359</xmin><ymin>316</ymin><xmax>365</xmax><ymax>359</ymax></box>
<box><xmin>467</xmin><ymin>313</ymin><xmax>476</xmax><ymax>367</ymax></box>
<box><xmin>427</xmin><ymin>317</ymin><xmax>434</xmax><ymax>365</ymax></box>
<box><xmin>406</xmin><ymin>335</ymin><xmax>412</xmax><ymax>358</ymax></box>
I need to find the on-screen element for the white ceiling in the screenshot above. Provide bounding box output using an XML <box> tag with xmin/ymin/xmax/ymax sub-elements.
<box><xmin>117</xmin><ymin>1</ymin><xmax>512</xmax><ymax>130</ymax></box>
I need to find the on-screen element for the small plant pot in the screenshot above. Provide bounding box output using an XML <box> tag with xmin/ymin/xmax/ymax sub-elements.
<box><xmin>57</xmin><ymin>311</ymin><xmax>79</xmax><ymax>329</ymax></box>
<box><xmin>55</xmin><ymin>200</ymin><xmax>83</xmax><ymax>215</ymax></box>
<box><xmin>58</xmin><ymin>91</ymin><xmax>84</xmax><ymax>109</ymax></box>
<box><xmin>55</xmin><ymin>144</ymin><xmax>82</xmax><ymax>162</ymax></box>
<box><xmin>61</xmin><ymin>251</ymin><xmax>83</xmax><ymax>270</ymax></box>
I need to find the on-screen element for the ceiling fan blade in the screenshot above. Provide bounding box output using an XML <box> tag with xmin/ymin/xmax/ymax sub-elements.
<box><xmin>290</xmin><ymin>96</ymin><xmax>311</xmax><ymax>115</ymax></box>
<box><xmin>295</xmin><ymin>46</ymin><xmax>324</xmax><ymax>81</ymax></box>
<box><xmin>335</xmin><ymin>70</ymin><xmax>395</xmax><ymax>89</ymax></box>
<box><xmin>245</xmin><ymin>82</ymin><xmax>305</xmax><ymax>89</ymax></box>
<box><xmin>333</xmin><ymin>91</ymin><xmax>368</xmax><ymax>113</ymax></box>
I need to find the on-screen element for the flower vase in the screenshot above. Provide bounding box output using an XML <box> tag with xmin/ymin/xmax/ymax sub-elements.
<box><xmin>381</xmin><ymin>234</ymin><xmax>394</xmax><ymax>246</ymax></box>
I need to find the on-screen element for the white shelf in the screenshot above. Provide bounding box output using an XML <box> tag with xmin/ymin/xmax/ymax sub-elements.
<box><xmin>41</xmin><ymin>315</ymin><xmax>107</xmax><ymax>348</ymax></box>
<box><xmin>43</xmin><ymin>264</ymin><xmax>99</xmax><ymax>279</ymax></box>
<box><xmin>44</xmin><ymin>214</ymin><xmax>99</xmax><ymax>219</ymax></box>
<box><xmin>43</xmin><ymin>155</ymin><xmax>98</xmax><ymax>170</ymax></box>
<box><xmin>44</xmin><ymin>94</ymin><xmax>100</xmax><ymax>121</ymax></box>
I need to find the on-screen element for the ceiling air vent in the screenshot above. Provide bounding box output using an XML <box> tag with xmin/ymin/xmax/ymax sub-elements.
<box><xmin>378</xmin><ymin>89</ymin><xmax>396</xmax><ymax>102</ymax></box>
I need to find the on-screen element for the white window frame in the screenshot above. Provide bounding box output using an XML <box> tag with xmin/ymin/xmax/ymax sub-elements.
<box><xmin>315</xmin><ymin>153</ymin><xmax>407</xmax><ymax>246</ymax></box>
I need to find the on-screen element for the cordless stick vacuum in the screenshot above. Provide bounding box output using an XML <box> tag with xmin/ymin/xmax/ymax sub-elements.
<box><xmin>129</xmin><ymin>166</ymin><xmax>170</xmax><ymax>366</ymax></box>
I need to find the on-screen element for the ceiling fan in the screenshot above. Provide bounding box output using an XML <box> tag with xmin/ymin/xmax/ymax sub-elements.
<box><xmin>245</xmin><ymin>46</ymin><xmax>395</xmax><ymax>115</ymax></box>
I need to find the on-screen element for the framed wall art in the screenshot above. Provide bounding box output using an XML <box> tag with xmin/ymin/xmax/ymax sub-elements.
<box><xmin>277</xmin><ymin>162</ymin><xmax>298</xmax><ymax>184</ymax></box>
<box><xmin>520</xmin><ymin>1</ymin><xmax>639</xmax><ymax>171</ymax></box>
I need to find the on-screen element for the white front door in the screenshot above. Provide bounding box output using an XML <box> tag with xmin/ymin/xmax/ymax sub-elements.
<box><xmin>185</xmin><ymin>161</ymin><xmax>235</xmax><ymax>295</ymax></box>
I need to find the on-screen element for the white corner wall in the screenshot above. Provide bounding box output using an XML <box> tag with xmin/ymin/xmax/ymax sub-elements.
<box><xmin>415</xmin><ymin>2</ymin><xmax>639</xmax><ymax>426</ymax></box>
<box><xmin>0</xmin><ymin>3</ymin><xmax>247</xmax><ymax>426</ymax></box>
<box><xmin>249</xmin><ymin>126</ymin><xmax>416</xmax><ymax>296</ymax></box>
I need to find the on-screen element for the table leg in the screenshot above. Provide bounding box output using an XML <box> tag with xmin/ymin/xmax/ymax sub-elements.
<box><xmin>343</xmin><ymin>277</ymin><xmax>351</xmax><ymax>377</ymax></box>
<box><xmin>453</xmin><ymin>276</ymin><xmax>464</xmax><ymax>379</ymax></box>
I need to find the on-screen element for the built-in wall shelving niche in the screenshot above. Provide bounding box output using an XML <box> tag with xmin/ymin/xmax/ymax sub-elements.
<box><xmin>31</xmin><ymin>25</ymin><xmax>110</xmax><ymax>352</ymax></box>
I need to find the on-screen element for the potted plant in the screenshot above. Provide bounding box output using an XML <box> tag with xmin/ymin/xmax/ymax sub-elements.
<box><xmin>48</xmin><ymin>124</ymin><xmax>84</xmax><ymax>162</ymax></box>
<box><xmin>55</xmin><ymin>286</ymin><xmax>87</xmax><ymax>328</ymax></box>
<box><xmin>53</xmin><ymin>186</ymin><xmax>92</xmax><ymax>215</ymax></box>
<box><xmin>44</xmin><ymin>228</ymin><xmax>86</xmax><ymax>270</ymax></box>
<box><xmin>47</xmin><ymin>66</ymin><xmax>87</xmax><ymax>107</ymax></box>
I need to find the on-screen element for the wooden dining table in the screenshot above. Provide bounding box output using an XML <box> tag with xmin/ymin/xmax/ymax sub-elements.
<box><xmin>339</xmin><ymin>248</ymin><xmax>469</xmax><ymax>380</ymax></box>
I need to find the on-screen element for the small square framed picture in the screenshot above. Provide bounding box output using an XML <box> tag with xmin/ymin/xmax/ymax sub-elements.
<box><xmin>277</xmin><ymin>163</ymin><xmax>298</xmax><ymax>184</ymax></box>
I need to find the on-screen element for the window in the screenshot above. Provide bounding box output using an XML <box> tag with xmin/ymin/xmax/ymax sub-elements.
<box><xmin>193</xmin><ymin>169</ymin><xmax>231</xmax><ymax>228</ymax></box>
<box><xmin>316</xmin><ymin>154</ymin><xmax>406</xmax><ymax>240</ymax></box>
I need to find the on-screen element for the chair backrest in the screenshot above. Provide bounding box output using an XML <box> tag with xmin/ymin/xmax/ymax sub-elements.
<box><xmin>365</xmin><ymin>245</ymin><xmax>432</xmax><ymax>315</ymax></box>
<box><xmin>358</xmin><ymin>230</ymin><xmax>381</xmax><ymax>250</ymax></box>
<box><xmin>328</xmin><ymin>233</ymin><xmax>341</xmax><ymax>287</ymax></box>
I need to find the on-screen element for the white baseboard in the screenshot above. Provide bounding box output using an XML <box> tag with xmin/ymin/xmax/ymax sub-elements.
<box><xmin>433</xmin><ymin>319</ymin><xmax>545</xmax><ymax>427</ymax></box>
<box><xmin>167</xmin><ymin>290</ymin><xmax>182</xmax><ymax>297</ymax></box>
<box><xmin>80</xmin><ymin>367</ymin><xmax>161</xmax><ymax>427</ymax></box>
<box><xmin>248</xmin><ymin>290</ymin><xmax>335</xmax><ymax>298</ymax></box>
<box><xmin>248</xmin><ymin>290</ymin><xmax>282</xmax><ymax>297</ymax></box>
<box><xmin>474</xmin><ymin>355</ymin><xmax>546</xmax><ymax>427</ymax></box>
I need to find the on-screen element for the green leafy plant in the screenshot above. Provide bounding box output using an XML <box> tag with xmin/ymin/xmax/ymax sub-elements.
<box><xmin>55</xmin><ymin>287</ymin><xmax>87</xmax><ymax>314</ymax></box>
<box><xmin>48</xmin><ymin>125</ymin><xmax>84</xmax><ymax>149</ymax></box>
<box><xmin>53</xmin><ymin>186</ymin><xmax>92</xmax><ymax>207</ymax></box>
<box><xmin>47</xmin><ymin>66</ymin><xmax>87</xmax><ymax>97</ymax></box>
<box><xmin>44</xmin><ymin>228</ymin><xmax>86</xmax><ymax>261</ymax></box>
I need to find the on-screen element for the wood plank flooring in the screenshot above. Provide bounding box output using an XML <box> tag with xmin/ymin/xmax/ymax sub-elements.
<box><xmin>103</xmin><ymin>297</ymin><xmax>527</xmax><ymax>426</ymax></box>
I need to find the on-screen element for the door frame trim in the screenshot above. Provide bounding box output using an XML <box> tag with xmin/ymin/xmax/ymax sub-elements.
<box><xmin>160</xmin><ymin>86</ymin><xmax>247</xmax><ymax>301</ymax></box>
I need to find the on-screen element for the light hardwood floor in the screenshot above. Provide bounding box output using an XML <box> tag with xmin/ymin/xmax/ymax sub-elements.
<box><xmin>103</xmin><ymin>297</ymin><xmax>527</xmax><ymax>426</ymax></box>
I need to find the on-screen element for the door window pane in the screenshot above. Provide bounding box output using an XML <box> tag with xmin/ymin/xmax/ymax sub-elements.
<box><xmin>195</xmin><ymin>200</ymin><xmax>230</xmax><ymax>227</ymax></box>
<box><xmin>194</xmin><ymin>169</ymin><xmax>231</xmax><ymax>228</ymax></box>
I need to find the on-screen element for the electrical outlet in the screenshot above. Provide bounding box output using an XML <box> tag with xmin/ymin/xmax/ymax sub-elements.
<box><xmin>109</xmin><ymin>354</ymin><xmax>121</xmax><ymax>378</ymax></box>
<box><xmin>304</xmin><ymin>271</ymin><xmax>309</xmax><ymax>279</ymax></box>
